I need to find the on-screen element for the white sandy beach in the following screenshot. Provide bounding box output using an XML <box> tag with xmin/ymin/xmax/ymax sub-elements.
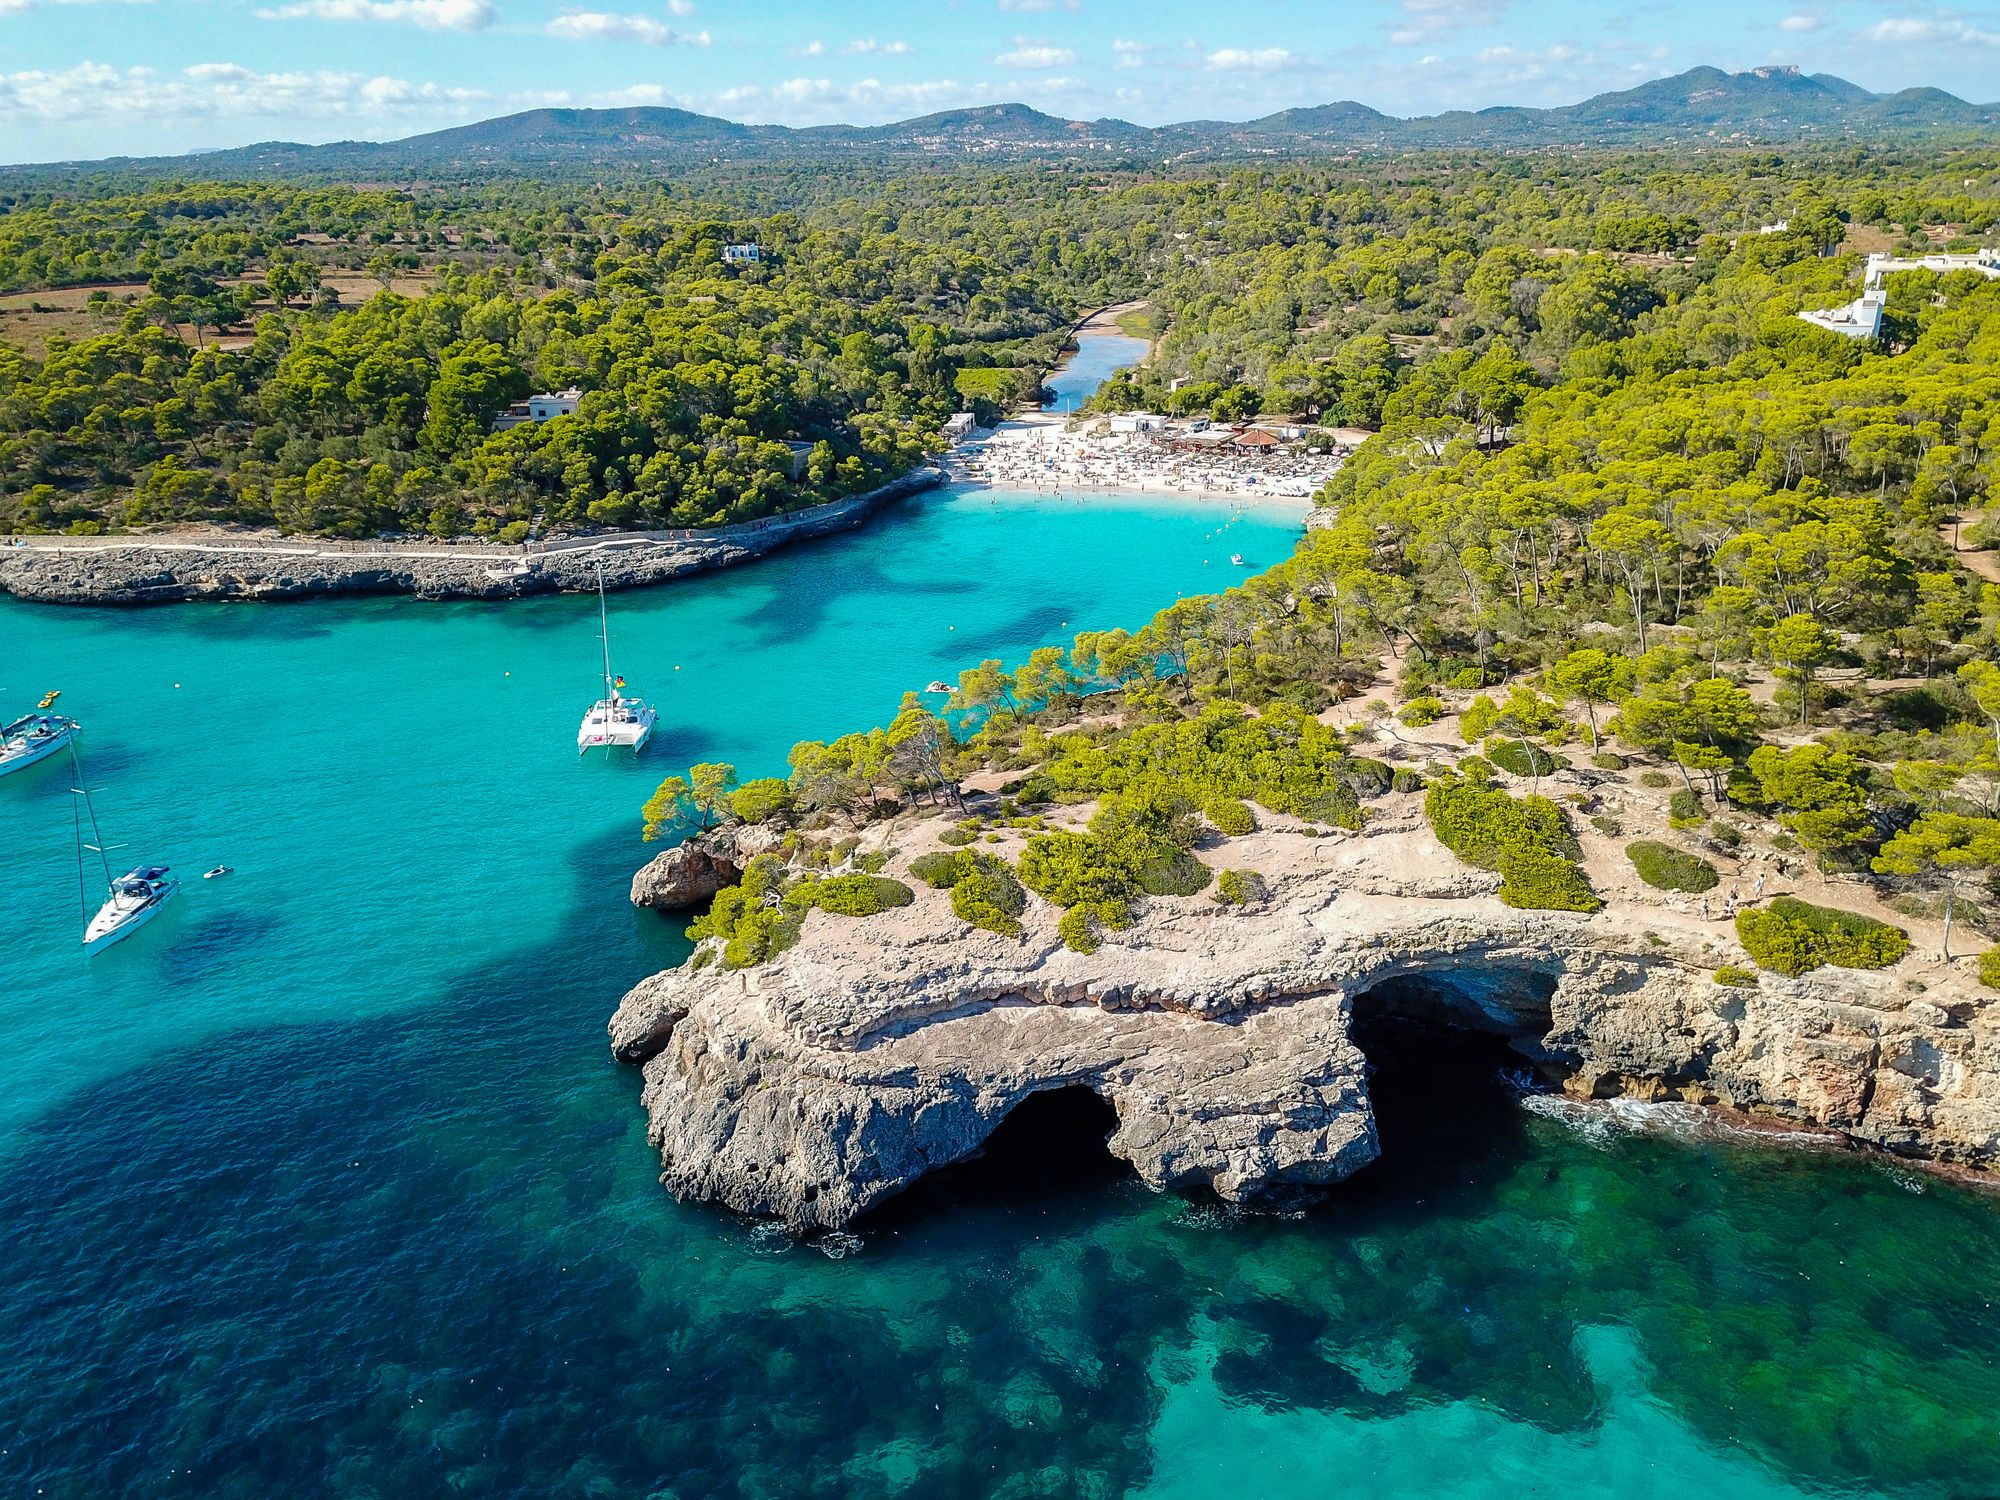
<box><xmin>945</xmin><ymin>411</ymin><xmax>1344</xmax><ymax>501</ymax></box>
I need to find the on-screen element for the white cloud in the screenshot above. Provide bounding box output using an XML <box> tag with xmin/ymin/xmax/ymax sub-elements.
<box><xmin>845</xmin><ymin>37</ymin><xmax>911</xmax><ymax>54</ymax></box>
<box><xmin>1866</xmin><ymin>15</ymin><xmax>2000</xmax><ymax>45</ymax></box>
<box><xmin>1112</xmin><ymin>37</ymin><xmax>1151</xmax><ymax>69</ymax></box>
<box><xmin>255</xmin><ymin>0</ymin><xmax>493</xmax><ymax>30</ymax></box>
<box><xmin>666</xmin><ymin>0</ymin><xmax>693</xmax><ymax>12</ymax></box>
<box><xmin>791</xmin><ymin>38</ymin><xmax>825</xmax><ymax>56</ymax></box>
<box><xmin>995</xmin><ymin>44</ymin><xmax>1077</xmax><ymax>67</ymax></box>
<box><xmin>544</xmin><ymin>11</ymin><xmax>709</xmax><ymax>46</ymax></box>
<box><xmin>1205</xmin><ymin>47</ymin><xmax>1295</xmax><ymax>72</ymax></box>
<box><xmin>0</xmin><ymin>0</ymin><xmax>154</xmax><ymax>13</ymax></box>
<box><xmin>1389</xmin><ymin>0</ymin><xmax>1502</xmax><ymax>46</ymax></box>
<box><xmin>1778</xmin><ymin>12</ymin><xmax>1820</xmax><ymax>31</ymax></box>
<box><xmin>0</xmin><ymin>59</ymin><xmax>485</xmax><ymax>122</ymax></box>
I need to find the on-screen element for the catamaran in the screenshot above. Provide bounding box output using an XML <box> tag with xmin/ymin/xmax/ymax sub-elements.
<box><xmin>68</xmin><ymin>738</ymin><xmax>179</xmax><ymax>955</ymax></box>
<box><xmin>0</xmin><ymin>710</ymin><xmax>77</xmax><ymax>777</ymax></box>
<box><xmin>576</xmin><ymin>561</ymin><xmax>656</xmax><ymax>754</ymax></box>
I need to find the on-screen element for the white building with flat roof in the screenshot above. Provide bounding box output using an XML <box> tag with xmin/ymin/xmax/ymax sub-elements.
<box><xmin>492</xmin><ymin>387</ymin><xmax>584</xmax><ymax>429</ymax></box>
<box><xmin>723</xmin><ymin>243</ymin><xmax>762</xmax><ymax>265</ymax></box>
<box><xmin>1798</xmin><ymin>289</ymin><xmax>1886</xmax><ymax>341</ymax></box>
<box><xmin>1864</xmin><ymin>248</ymin><xmax>2000</xmax><ymax>287</ymax></box>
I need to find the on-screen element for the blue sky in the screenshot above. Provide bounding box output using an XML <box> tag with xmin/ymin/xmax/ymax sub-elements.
<box><xmin>2</xmin><ymin>0</ymin><xmax>1998</xmax><ymax>162</ymax></box>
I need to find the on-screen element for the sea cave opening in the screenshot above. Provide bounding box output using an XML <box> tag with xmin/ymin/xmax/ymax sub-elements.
<box><xmin>864</xmin><ymin>1084</ymin><xmax>1126</xmax><ymax>1226</ymax></box>
<box><xmin>1339</xmin><ymin>972</ymin><xmax>1559</xmax><ymax>1202</ymax></box>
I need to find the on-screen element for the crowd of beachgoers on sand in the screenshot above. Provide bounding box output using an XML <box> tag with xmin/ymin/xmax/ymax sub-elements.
<box><xmin>944</xmin><ymin>413</ymin><xmax>1350</xmax><ymax>500</ymax></box>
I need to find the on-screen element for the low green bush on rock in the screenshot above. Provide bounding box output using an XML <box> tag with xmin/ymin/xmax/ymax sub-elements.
<box><xmin>1735</xmin><ymin>897</ymin><xmax>1910</xmax><ymax>976</ymax></box>
<box><xmin>1625</xmin><ymin>840</ymin><xmax>1720</xmax><ymax>893</ymax></box>
<box><xmin>1713</xmin><ymin>964</ymin><xmax>1759</xmax><ymax>989</ymax></box>
<box><xmin>1213</xmin><ymin>868</ymin><xmax>1267</xmax><ymax>906</ymax></box>
<box><xmin>1981</xmin><ymin>949</ymin><xmax>2000</xmax><ymax>989</ymax></box>
<box><xmin>788</xmin><ymin>873</ymin><xmax>914</xmax><ymax>918</ymax></box>
<box><xmin>1425</xmin><ymin>765</ymin><xmax>1601</xmax><ymax>913</ymax></box>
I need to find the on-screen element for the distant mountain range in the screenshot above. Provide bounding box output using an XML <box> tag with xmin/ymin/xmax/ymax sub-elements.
<box><xmin>20</xmin><ymin>65</ymin><xmax>2000</xmax><ymax>175</ymax></box>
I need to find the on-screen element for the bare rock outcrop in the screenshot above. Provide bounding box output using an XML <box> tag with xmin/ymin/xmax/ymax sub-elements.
<box><xmin>0</xmin><ymin>467</ymin><xmax>943</xmax><ymax>606</ymax></box>
<box><xmin>629</xmin><ymin>824</ymin><xmax>784</xmax><ymax>910</ymax></box>
<box><xmin>609</xmin><ymin>830</ymin><xmax>2000</xmax><ymax>1229</ymax></box>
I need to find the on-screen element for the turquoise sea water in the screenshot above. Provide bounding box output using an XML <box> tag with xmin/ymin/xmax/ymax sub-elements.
<box><xmin>2</xmin><ymin>480</ymin><xmax>1999</xmax><ymax>1498</ymax></box>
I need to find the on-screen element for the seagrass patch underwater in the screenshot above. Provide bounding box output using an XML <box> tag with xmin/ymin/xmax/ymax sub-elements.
<box><xmin>1</xmin><ymin>485</ymin><xmax>1997</xmax><ymax>1499</ymax></box>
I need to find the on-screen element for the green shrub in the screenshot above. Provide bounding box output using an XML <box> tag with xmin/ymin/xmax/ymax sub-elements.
<box><xmin>1343</xmin><ymin>756</ymin><xmax>1394</xmax><ymax>797</ymax></box>
<box><xmin>1625</xmin><ymin>840</ymin><xmax>1719</xmax><ymax>893</ymax></box>
<box><xmin>1639</xmin><ymin>771</ymin><xmax>1673</xmax><ymax>788</ymax></box>
<box><xmin>729</xmin><ymin>777</ymin><xmax>793</xmax><ymax>824</ymax></box>
<box><xmin>1058</xmin><ymin>905</ymin><xmax>1101</xmax><ymax>954</ymax></box>
<box><xmin>1398</xmin><ymin>696</ymin><xmax>1446</xmax><ymax>727</ymax></box>
<box><xmin>790</xmin><ymin>874</ymin><xmax>914</xmax><ymax>918</ymax></box>
<box><xmin>1668</xmin><ymin>789</ymin><xmax>1704</xmax><ymax>826</ymax></box>
<box><xmin>1449</xmin><ymin>667</ymin><xmax>1485</xmax><ymax>690</ymax></box>
<box><xmin>1980</xmin><ymin>949</ymin><xmax>2000</xmax><ymax>989</ymax></box>
<box><xmin>1590</xmin><ymin>815</ymin><xmax>1623</xmax><ymax>837</ymax></box>
<box><xmin>1424</xmin><ymin>767</ymin><xmax>1600</xmax><ymax>913</ymax></box>
<box><xmin>910</xmin><ymin>850</ymin><xmax>975</xmax><ymax>888</ymax></box>
<box><xmin>1591</xmin><ymin>752</ymin><xmax>1627</xmax><ymax>771</ymax></box>
<box><xmin>1392</xmin><ymin>769</ymin><xmax>1426</xmax><ymax>794</ymax></box>
<box><xmin>1205</xmin><ymin>797</ymin><xmax>1256</xmax><ymax>836</ymax></box>
<box><xmin>1486</xmin><ymin>738</ymin><xmax>1563</xmax><ymax>778</ymax></box>
<box><xmin>938</xmin><ymin>826</ymin><xmax>978</xmax><ymax>847</ymax></box>
<box><xmin>1736</xmin><ymin>897</ymin><xmax>1910</xmax><ymax>975</ymax></box>
<box><xmin>1138</xmin><ymin>849</ymin><xmax>1213</xmax><ymax>897</ymax></box>
<box><xmin>1713</xmin><ymin>965</ymin><xmax>1758</xmax><ymax>989</ymax></box>
<box><xmin>1213</xmin><ymin>868</ymin><xmax>1267</xmax><ymax>906</ymax></box>
<box><xmin>952</xmin><ymin>862</ymin><xmax>1027</xmax><ymax>938</ymax></box>
<box><xmin>497</xmin><ymin>520</ymin><xmax>530</xmax><ymax>545</ymax></box>
<box><xmin>1496</xmin><ymin>844</ymin><xmax>1602</xmax><ymax>913</ymax></box>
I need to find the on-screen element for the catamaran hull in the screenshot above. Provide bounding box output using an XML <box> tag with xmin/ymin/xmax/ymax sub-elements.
<box><xmin>83</xmin><ymin>884</ymin><xmax>178</xmax><ymax>955</ymax></box>
<box><xmin>577</xmin><ymin>724</ymin><xmax>654</xmax><ymax>753</ymax></box>
<box><xmin>0</xmin><ymin>729</ymin><xmax>72</xmax><ymax>777</ymax></box>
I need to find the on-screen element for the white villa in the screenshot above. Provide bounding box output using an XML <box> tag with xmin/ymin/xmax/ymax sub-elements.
<box><xmin>723</xmin><ymin>243</ymin><xmax>763</xmax><ymax>265</ymax></box>
<box><xmin>492</xmin><ymin>388</ymin><xmax>584</xmax><ymax>430</ymax></box>
<box><xmin>1798</xmin><ymin>290</ymin><xmax>1887</xmax><ymax>341</ymax></box>
<box><xmin>1863</xmin><ymin>248</ymin><xmax>2000</xmax><ymax>287</ymax></box>
<box><xmin>1796</xmin><ymin>246</ymin><xmax>2000</xmax><ymax>342</ymax></box>
<box><xmin>942</xmin><ymin>412</ymin><xmax>977</xmax><ymax>443</ymax></box>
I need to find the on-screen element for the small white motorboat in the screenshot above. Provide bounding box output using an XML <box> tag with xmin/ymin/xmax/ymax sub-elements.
<box><xmin>926</xmin><ymin>680</ymin><xmax>953</xmax><ymax>694</ymax></box>
<box><xmin>84</xmin><ymin>865</ymin><xmax>180</xmax><ymax>955</ymax></box>
<box><xmin>1230</xmin><ymin>553</ymin><xmax>1246</xmax><ymax>566</ymax></box>
<box><xmin>204</xmin><ymin>865</ymin><xmax>233</xmax><ymax>880</ymax></box>
<box><xmin>0</xmin><ymin>711</ymin><xmax>77</xmax><ymax>777</ymax></box>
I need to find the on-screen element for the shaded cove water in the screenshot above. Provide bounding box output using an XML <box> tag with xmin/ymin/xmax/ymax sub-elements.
<box><xmin>0</xmin><ymin>492</ymin><xmax>1994</xmax><ymax>1498</ymax></box>
<box><xmin>1044</xmin><ymin>332</ymin><xmax>1150</xmax><ymax>414</ymax></box>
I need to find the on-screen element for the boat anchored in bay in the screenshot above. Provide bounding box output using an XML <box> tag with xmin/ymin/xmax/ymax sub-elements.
<box><xmin>577</xmin><ymin>560</ymin><xmax>656</xmax><ymax>755</ymax></box>
<box><xmin>68</xmin><ymin>738</ymin><xmax>179</xmax><ymax>955</ymax></box>
<box><xmin>1</xmin><ymin>701</ymin><xmax>77</xmax><ymax>778</ymax></box>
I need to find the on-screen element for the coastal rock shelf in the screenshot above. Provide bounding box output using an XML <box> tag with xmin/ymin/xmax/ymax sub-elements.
<box><xmin>0</xmin><ymin>467</ymin><xmax>943</xmax><ymax>606</ymax></box>
<box><xmin>608</xmin><ymin>836</ymin><xmax>2000</xmax><ymax>1228</ymax></box>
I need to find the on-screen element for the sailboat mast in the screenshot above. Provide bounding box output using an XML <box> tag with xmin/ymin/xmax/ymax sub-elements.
<box><xmin>68</xmin><ymin>737</ymin><xmax>110</xmax><ymax>914</ymax></box>
<box><xmin>597</xmin><ymin>560</ymin><xmax>614</xmax><ymax>701</ymax></box>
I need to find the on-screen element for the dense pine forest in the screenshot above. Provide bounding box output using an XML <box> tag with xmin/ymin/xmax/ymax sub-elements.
<box><xmin>3</xmin><ymin>148</ymin><xmax>1997</xmax><ymax>537</ymax></box>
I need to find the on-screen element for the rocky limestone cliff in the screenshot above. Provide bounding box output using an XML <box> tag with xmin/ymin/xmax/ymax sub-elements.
<box><xmin>630</xmin><ymin>823</ymin><xmax>785</xmax><ymax>910</ymax></box>
<box><xmin>608</xmin><ymin>825</ymin><xmax>2000</xmax><ymax>1228</ymax></box>
<box><xmin>0</xmin><ymin>468</ymin><xmax>942</xmax><ymax>606</ymax></box>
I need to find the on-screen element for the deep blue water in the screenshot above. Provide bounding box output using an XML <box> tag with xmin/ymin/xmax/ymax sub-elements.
<box><xmin>2</xmin><ymin>477</ymin><xmax>1999</xmax><ymax>1499</ymax></box>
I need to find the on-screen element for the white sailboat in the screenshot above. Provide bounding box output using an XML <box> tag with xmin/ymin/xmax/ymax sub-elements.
<box><xmin>576</xmin><ymin>561</ymin><xmax>656</xmax><ymax>754</ymax></box>
<box><xmin>69</xmin><ymin>738</ymin><xmax>179</xmax><ymax>955</ymax></box>
<box><xmin>0</xmin><ymin>709</ymin><xmax>77</xmax><ymax>777</ymax></box>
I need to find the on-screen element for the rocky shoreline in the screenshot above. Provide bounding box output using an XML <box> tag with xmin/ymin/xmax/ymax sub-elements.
<box><xmin>0</xmin><ymin>466</ymin><xmax>944</xmax><ymax>606</ymax></box>
<box><xmin>610</xmin><ymin>816</ymin><xmax>2000</xmax><ymax>1229</ymax></box>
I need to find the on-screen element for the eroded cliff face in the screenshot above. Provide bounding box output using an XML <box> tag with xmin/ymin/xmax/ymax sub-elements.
<box><xmin>609</xmin><ymin>826</ymin><xmax>2000</xmax><ymax>1229</ymax></box>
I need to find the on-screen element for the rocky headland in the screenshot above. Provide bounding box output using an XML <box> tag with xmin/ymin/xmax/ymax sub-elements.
<box><xmin>0</xmin><ymin>466</ymin><xmax>943</xmax><ymax>606</ymax></box>
<box><xmin>609</xmin><ymin>809</ymin><xmax>2000</xmax><ymax>1229</ymax></box>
